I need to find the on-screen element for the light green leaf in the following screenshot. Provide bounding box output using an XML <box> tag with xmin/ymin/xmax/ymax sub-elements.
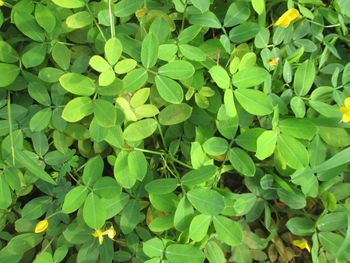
<box><xmin>203</xmin><ymin>137</ymin><xmax>228</xmax><ymax>156</ymax></box>
<box><xmin>166</xmin><ymin>244</ymin><xmax>205</xmax><ymax>263</ymax></box>
<box><xmin>29</xmin><ymin>108</ymin><xmax>52</xmax><ymax>132</ymax></box>
<box><xmin>213</xmin><ymin>215</ymin><xmax>242</xmax><ymax>246</ymax></box>
<box><xmin>62</xmin><ymin>97</ymin><xmax>93</xmax><ymax>122</ymax></box>
<box><xmin>123</xmin><ymin>68</ymin><xmax>148</xmax><ymax>92</ymax></box>
<box><xmin>0</xmin><ymin>63</ymin><xmax>20</xmax><ymax>87</ymax></box>
<box><xmin>93</xmin><ymin>99</ymin><xmax>116</xmax><ymax>128</ymax></box>
<box><xmin>256</xmin><ymin>130</ymin><xmax>277</xmax><ymax>160</ymax></box>
<box><xmin>14</xmin><ymin>11</ymin><xmax>45</xmax><ymax>42</ymax></box>
<box><xmin>82</xmin><ymin>155</ymin><xmax>104</xmax><ymax>186</ymax></box>
<box><xmin>59</xmin><ymin>73</ymin><xmax>96</xmax><ymax>96</ymax></box>
<box><xmin>294</xmin><ymin>60</ymin><xmax>315</xmax><ymax>96</ymax></box>
<box><xmin>229</xmin><ymin>22</ymin><xmax>260</xmax><ymax>43</ymax></box>
<box><xmin>0</xmin><ymin>41</ymin><xmax>18</xmax><ymax>63</ymax></box>
<box><xmin>224</xmin><ymin>1</ymin><xmax>250</xmax><ymax>27</ymax></box>
<box><xmin>158</xmin><ymin>60</ymin><xmax>195</xmax><ymax>80</ymax></box>
<box><xmin>228</xmin><ymin>147</ymin><xmax>256</xmax><ymax>177</ymax></box>
<box><xmin>145</xmin><ymin>179</ymin><xmax>178</xmax><ymax>194</ymax></box>
<box><xmin>105</xmin><ymin>37</ymin><xmax>123</xmax><ymax>65</ymax></box>
<box><xmin>123</xmin><ymin>119</ymin><xmax>158</xmax><ymax>141</ymax></box>
<box><xmin>189</xmin><ymin>214</ymin><xmax>211</xmax><ymax>241</ymax></box>
<box><xmin>190</xmin><ymin>0</ymin><xmax>210</xmax><ymax>13</ymax></box>
<box><xmin>155</xmin><ymin>75</ymin><xmax>184</xmax><ymax>104</ymax></box>
<box><xmin>234</xmin><ymin>89</ymin><xmax>273</xmax><ymax>116</ymax></box>
<box><xmin>83</xmin><ymin>192</ymin><xmax>106</xmax><ymax>229</ymax></box>
<box><xmin>232</xmin><ymin>67</ymin><xmax>268</xmax><ymax>88</ymax></box>
<box><xmin>89</xmin><ymin>55</ymin><xmax>110</xmax><ymax>72</ymax></box>
<box><xmin>62</xmin><ymin>186</ymin><xmax>88</xmax><ymax>214</ymax></box>
<box><xmin>66</xmin><ymin>11</ymin><xmax>93</xmax><ymax>29</ymax></box>
<box><xmin>209</xmin><ymin>65</ymin><xmax>230</xmax><ymax>89</ymax></box>
<box><xmin>141</xmin><ymin>33</ymin><xmax>159</xmax><ymax>68</ymax></box>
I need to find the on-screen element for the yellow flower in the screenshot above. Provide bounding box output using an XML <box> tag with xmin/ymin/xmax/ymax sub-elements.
<box><xmin>340</xmin><ymin>98</ymin><xmax>350</xmax><ymax>123</ymax></box>
<box><xmin>92</xmin><ymin>225</ymin><xmax>116</xmax><ymax>245</ymax></box>
<box><xmin>135</xmin><ymin>7</ymin><xmax>147</xmax><ymax>18</ymax></box>
<box><xmin>92</xmin><ymin>229</ymin><xmax>104</xmax><ymax>245</ymax></box>
<box><xmin>34</xmin><ymin>219</ymin><xmax>49</xmax><ymax>233</ymax></box>
<box><xmin>274</xmin><ymin>8</ymin><xmax>300</xmax><ymax>28</ymax></box>
<box><xmin>268</xmin><ymin>58</ymin><xmax>279</xmax><ymax>67</ymax></box>
<box><xmin>292</xmin><ymin>239</ymin><xmax>311</xmax><ymax>252</ymax></box>
<box><xmin>0</xmin><ymin>1</ymin><xmax>4</xmax><ymax>6</ymax></box>
<box><xmin>106</xmin><ymin>225</ymin><xmax>116</xmax><ymax>239</ymax></box>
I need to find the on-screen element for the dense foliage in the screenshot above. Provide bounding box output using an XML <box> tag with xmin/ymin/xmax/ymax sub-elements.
<box><xmin>0</xmin><ymin>0</ymin><xmax>350</xmax><ymax>262</ymax></box>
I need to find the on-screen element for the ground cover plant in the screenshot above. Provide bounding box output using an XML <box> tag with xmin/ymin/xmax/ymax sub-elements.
<box><xmin>0</xmin><ymin>0</ymin><xmax>350</xmax><ymax>262</ymax></box>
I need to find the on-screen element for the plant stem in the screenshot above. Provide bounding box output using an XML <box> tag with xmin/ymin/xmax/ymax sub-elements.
<box><xmin>7</xmin><ymin>91</ymin><xmax>15</xmax><ymax>166</ymax></box>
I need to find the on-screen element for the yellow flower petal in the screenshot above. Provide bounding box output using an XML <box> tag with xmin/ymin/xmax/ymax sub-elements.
<box><xmin>275</xmin><ymin>8</ymin><xmax>300</xmax><ymax>28</ymax></box>
<box><xmin>92</xmin><ymin>229</ymin><xmax>102</xmax><ymax>237</ymax></box>
<box><xmin>34</xmin><ymin>219</ymin><xmax>49</xmax><ymax>233</ymax></box>
<box><xmin>292</xmin><ymin>239</ymin><xmax>311</xmax><ymax>253</ymax></box>
<box><xmin>268</xmin><ymin>58</ymin><xmax>279</xmax><ymax>67</ymax></box>
<box><xmin>344</xmin><ymin>97</ymin><xmax>350</xmax><ymax>108</ymax></box>
<box><xmin>0</xmin><ymin>1</ymin><xmax>4</xmax><ymax>7</ymax></box>
<box><xmin>135</xmin><ymin>7</ymin><xmax>147</xmax><ymax>18</ymax></box>
<box><xmin>340</xmin><ymin>106</ymin><xmax>347</xmax><ymax>113</ymax></box>
<box><xmin>342</xmin><ymin>113</ymin><xmax>350</xmax><ymax>123</ymax></box>
<box><xmin>107</xmin><ymin>226</ymin><xmax>116</xmax><ymax>239</ymax></box>
<box><xmin>98</xmin><ymin>235</ymin><xmax>104</xmax><ymax>245</ymax></box>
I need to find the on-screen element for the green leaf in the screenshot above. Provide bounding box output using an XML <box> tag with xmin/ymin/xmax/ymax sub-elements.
<box><xmin>179</xmin><ymin>44</ymin><xmax>206</xmax><ymax>61</ymax></box>
<box><xmin>294</xmin><ymin>60</ymin><xmax>315</xmax><ymax>96</ymax></box>
<box><xmin>83</xmin><ymin>192</ymin><xmax>106</xmax><ymax>229</ymax></box>
<box><xmin>251</xmin><ymin>0</ymin><xmax>265</xmax><ymax>15</ymax></box>
<box><xmin>317</xmin><ymin>212</ymin><xmax>348</xmax><ymax>231</ymax></box>
<box><xmin>174</xmin><ymin>197</ymin><xmax>194</xmax><ymax>231</ymax></box>
<box><xmin>189</xmin><ymin>0</ymin><xmax>210</xmax><ymax>13</ymax></box>
<box><xmin>59</xmin><ymin>73</ymin><xmax>96</xmax><ymax>96</ymax></box>
<box><xmin>286</xmin><ymin>217</ymin><xmax>315</xmax><ymax>236</ymax></box>
<box><xmin>205</xmin><ymin>241</ymin><xmax>226</xmax><ymax>263</ymax></box>
<box><xmin>21</xmin><ymin>196</ymin><xmax>52</xmax><ymax>219</ymax></box>
<box><xmin>233</xmin><ymin>193</ymin><xmax>257</xmax><ymax>215</ymax></box>
<box><xmin>145</xmin><ymin>178</ymin><xmax>178</xmax><ymax>194</ymax></box>
<box><xmin>228</xmin><ymin>147</ymin><xmax>256</xmax><ymax>177</ymax></box>
<box><xmin>234</xmin><ymin>89</ymin><xmax>273</xmax><ymax>116</ymax></box>
<box><xmin>114</xmin><ymin>0</ymin><xmax>143</xmax><ymax>17</ymax></box>
<box><xmin>0</xmin><ymin>176</ymin><xmax>12</xmax><ymax>209</ymax></box>
<box><xmin>203</xmin><ymin>137</ymin><xmax>228</xmax><ymax>156</ymax></box>
<box><xmin>93</xmin><ymin>177</ymin><xmax>121</xmax><ymax>199</ymax></box>
<box><xmin>93</xmin><ymin>99</ymin><xmax>116</xmax><ymax>128</ymax></box>
<box><xmin>143</xmin><ymin>238</ymin><xmax>164</xmax><ymax>258</ymax></box>
<box><xmin>89</xmin><ymin>55</ymin><xmax>110</xmax><ymax>72</ymax></box>
<box><xmin>155</xmin><ymin>75</ymin><xmax>184</xmax><ymax>104</ymax></box>
<box><xmin>114</xmin><ymin>151</ymin><xmax>136</xmax><ymax>189</ymax></box>
<box><xmin>178</xmin><ymin>25</ymin><xmax>202</xmax><ymax>44</ymax></box>
<box><xmin>123</xmin><ymin>119</ymin><xmax>158</xmax><ymax>141</ymax></box>
<box><xmin>187</xmin><ymin>188</ymin><xmax>225</xmax><ymax>215</ymax></box>
<box><xmin>52</xmin><ymin>0</ymin><xmax>85</xmax><ymax>8</ymax></box>
<box><xmin>213</xmin><ymin>215</ymin><xmax>242</xmax><ymax>246</ymax></box>
<box><xmin>229</xmin><ymin>22</ymin><xmax>260</xmax><ymax>43</ymax></box>
<box><xmin>166</xmin><ymin>244</ymin><xmax>205</xmax><ymax>263</ymax></box>
<box><xmin>158</xmin><ymin>60</ymin><xmax>195</xmax><ymax>80</ymax></box>
<box><xmin>279</xmin><ymin>118</ymin><xmax>317</xmax><ymax>140</ymax></box>
<box><xmin>313</xmin><ymin>147</ymin><xmax>350</xmax><ymax>173</ymax></box>
<box><xmin>277</xmin><ymin>134</ymin><xmax>309</xmax><ymax>170</ymax></box>
<box><xmin>35</xmin><ymin>4</ymin><xmax>56</xmax><ymax>33</ymax></box>
<box><xmin>29</xmin><ymin>108</ymin><xmax>52</xmax><ymax>132</ymax></box>
<box><xmin>123</xmin><ymin>68</ymin><xmax>148</xmax><ymax>92</ymax></box>
<box><xmin>62</xmin><ymin>186</ymin><xmax>88</xmax><ymax>214</ymax></box>
<box><xmin>189</xmin><ymin>214</ymin><xmax>211</xmax><ymax>241</ymax></box>
<box><xmin>66</xmin><ymin>11</ymin><xmax>93</xmax><ymax>29</ymax></box>
<box><xmin>52</xmin><ymin>43</ymin><xmax>71</xmax><ymax>70</ymax></box>
<box><xmin>105</xmin><ymin>37</ymin><xmax>122</xmax><ymax>65</ymax></box>
<box><xmin>62</xmin><ymin>97</ymin><xmax>93</xmax><ymax>122</ymax></box>
<box><xmin>209</xmin><ymin>65</ymin><xmax>230</xmax><ymax>89</ymax></box>
<box><xmin>114</xmin><ymin>59</ymin><xmax>137</xmax><ymax>74</ymax></box>
<box><xmin>232</xmin><ymin>67</ymin><xmax>268</xmax><ymax>88</ymax></box>
<box><xmin>0</xmin><ymin>63</ymin><xmax>20</xmax><ymax>87</ymax></box>
<box><xmin>141</xmin><ymin>33</ymin><xmax>159</xmax><ymax>68</ymax></box>
<box><xmin>224</xmin><ymin>1</ymin><xmax>250</xmax><ymax>27</ymax></box>
<box><xmin>158</xmin><ymin>103</ymin><xmax>192</xmax><ymax>125</ymax></box>
<box><xmin>82</xmin><ymin>155</ymin><xmax>104</xmax><ymax>186</ymax></box>
<box><xmin>181</xmin><ymin>165</ymin><xmax>217</xmax><ymax>187</ymax></box>
<box><xmin>22</xmin><ymin>43</ymin><xmax>47</xmax><ymax>68</ymax></box>
<box><xmin>256</xmin><ymin>130</ymin><xmax>277</xmax><ymax>160</ymax></box>
<box><xmin>14</xmin><ymin>11</ymin><xmax>45</xmax><ymax>42</ymax></box>
<box><xmin>188</xmin><ymin>11</ymin><xmax>221</xmax><ymax>29</ymax></box>
<box><xmin>0</xmin><ymin>41</ymin><xmax>19</xmax><ymax>63</ymax></box>
<box><xmin>15</xmin><ymin>150</ymin><xmax>56</xmax><ymax>185</ymax></box>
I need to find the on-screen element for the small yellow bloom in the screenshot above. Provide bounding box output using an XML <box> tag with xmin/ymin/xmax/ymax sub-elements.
<box><xmin>340</xmin><ymin>98</ymin><xmax>350</xmax><ymax>123</ymax></box>
<box><xmin>274</xmin><ymin>8</ymin><xmax>300</xmax><ymax>28</ymax></box>
<box><xmin>135</xmin><ymin>7</ymin><xmax>147</xmax><ymax>18</ymax></box>
<box><xmin>292</xmin><ymin>239</ymin><xmax>311</xmax><ymax>252</ymax></box>
<box><xmin>268</xmin><ymin>58</ymin><xmax>279</xmax><ymax>67</ymax></box>
<box><xmin>107</xmin><ymin>225</ymin><xmax>116</xmax><ymax>239</ymax></box>
<box><xmin>0</xmin><ymin>1</ymin><xmax>5</xmax><ymax>6</ymax></box>
<box><xmin>34</xmin><ymin>219</ymin><xmax>49</xmax><ymax>233</ymax></box>
<box><xmin>92</xmin><ymin>229</ymin><xmax>104</xmax><ymax>245</ymax></box>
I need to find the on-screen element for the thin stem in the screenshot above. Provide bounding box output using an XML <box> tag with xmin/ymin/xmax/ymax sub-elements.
<box><xmin>180</xmin><ymin>0</ymin><xmax>188</xmax><ymax>32</ymax></box>
<box><xmin>46</xmin><ymin>211</ymin><xmax>62</xmax><ymax>219</ymax></box>
<box><xmin>7</xmin><ymin>91</ymin><xmax>15</xmax><ymax>166</ymax></box>
<box><xmin>108</xmin><ymin>0</ymin><xmax>115</xmax><ymax>38</ymax></box>
<box><xmin>306</xmin><ymin>19</ymin><xmax>340</xmax><ymax>28</ymax></box>
<box><xmin>172</xmin><ymin>158</ymin><xmax>192</xmax><ymax>169</ymax></box>
<box><xmin>86</xmin><ymin>3</ymin><xmax>107</xmax><ymax>42</ymax></box>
